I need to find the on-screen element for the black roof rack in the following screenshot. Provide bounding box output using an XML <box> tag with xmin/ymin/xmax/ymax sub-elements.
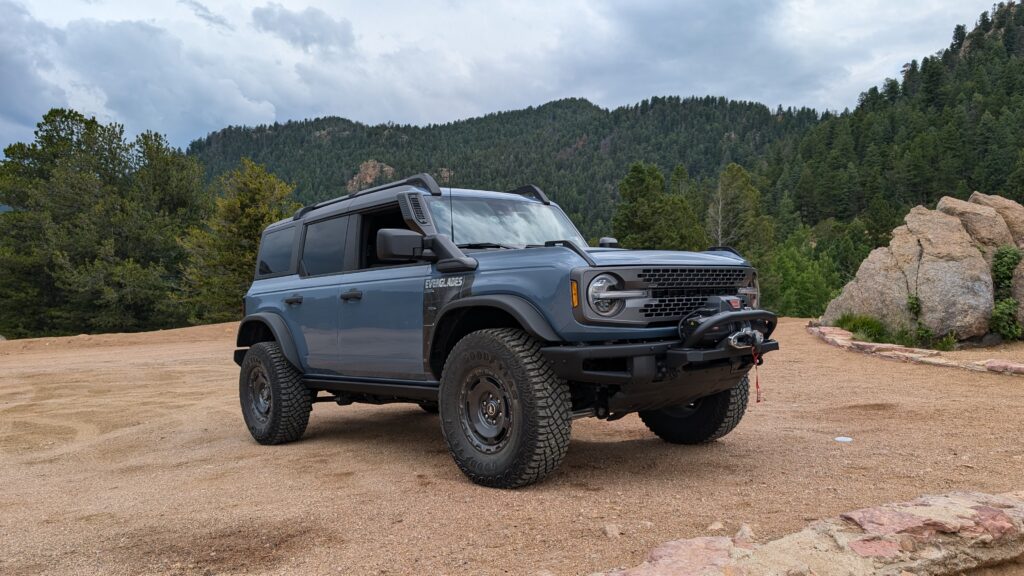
<box><xmin>293</xmin><ymin>173</ymin><xmax>443</xmax><ymax>220</ymax></box>
<box><xmin>506</xmin><ymin>184</ymin><xmax>550</xmax><ymax>205</ymax></box>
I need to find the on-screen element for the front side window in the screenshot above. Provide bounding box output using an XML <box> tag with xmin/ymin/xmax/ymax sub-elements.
<box><xmin>426</xmin><ymin>196</ymin><xmax>586</xmax><ymax>248</ymax></box>
<box><xmin>257</xmin><ymin>226</ymin><xmax>296</xmax><ymax>277</ymax></box>
<box><xmin>302</xmin><ymin>216</ymin><xmax>349</xmax><ymax>276</ymax></box>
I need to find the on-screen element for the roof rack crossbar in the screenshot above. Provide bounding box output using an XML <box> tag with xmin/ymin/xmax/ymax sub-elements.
<box><xmin>506</xmin><ymin>184</ymin><xmax>551</xmax><ymax>205</ymax></box>
<box><xmin>294</xmin><ymin>172</ymin><xmax>443</xmax><ymax>220</ymax></box>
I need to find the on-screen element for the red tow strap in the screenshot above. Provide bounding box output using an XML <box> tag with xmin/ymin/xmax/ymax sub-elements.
<box><xmin>752</xmin><ymin>349</ymin><xmax>763</xmax><ymax>403</ymax></box>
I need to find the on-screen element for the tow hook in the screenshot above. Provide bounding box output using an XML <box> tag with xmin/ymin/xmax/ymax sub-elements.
<box><xmin>727</xmin><ymin>327</ymin><xmax>764</xmax><ymax>352</ymax></box>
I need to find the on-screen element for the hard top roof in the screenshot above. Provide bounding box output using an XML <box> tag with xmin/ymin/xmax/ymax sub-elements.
<box><xmin>264</xmin><ymin>175</ymin><xmax>551</xmax><ymax>233</ymax></box>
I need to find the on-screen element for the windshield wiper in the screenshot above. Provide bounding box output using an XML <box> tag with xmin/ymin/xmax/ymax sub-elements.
<box><xmin>456</xmin><ymin>242</ymin><xmax>516</xmax><ymax>250</ymax></box>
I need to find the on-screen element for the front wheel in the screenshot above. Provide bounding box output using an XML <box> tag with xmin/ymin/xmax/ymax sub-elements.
<box><xmin>239</xmin><ymin>341</ymin><xmax>312</xmax><ymax>445</ymax></box>
<box><xmin>639</xmin><ymin>375</ymin><xmax>749</xmax><ymax>444</ymax></box>
<box><xmin>439</xmin><ymin>328</ymin><xmax>572</xmax><ymax>488</ymax></box>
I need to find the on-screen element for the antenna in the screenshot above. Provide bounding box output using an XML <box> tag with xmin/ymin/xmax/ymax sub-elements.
<box><xmin>448</xmin><ymin>183</ymin><xmax>455</xmax><ymax>241</ymax></box>
<box><xmin>444</xmin><ymin>126</ymin><xmax>455</xmax><ymax>242</ymax></box>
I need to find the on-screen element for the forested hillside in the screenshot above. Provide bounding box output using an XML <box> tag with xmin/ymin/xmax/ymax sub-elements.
<box><xmin>188</xmin><ymin>97</ymin><xmax>819</xmax><ymax>236</ymax></box>
<box><xmin>761</xmin><ymin>2</ymin><xmax>1024</xmax><ymax>237</ymax></box>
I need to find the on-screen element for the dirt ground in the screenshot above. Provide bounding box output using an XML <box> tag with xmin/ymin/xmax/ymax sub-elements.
<box><xmin>1</xmin><ymin>318</ymin><xmax>1023</xmax><ymax>576</ymax></box>
<box><xmin>945</xmin><ymin>339</ymin><xmax>1024</xmax><ymax>364</ymax></box>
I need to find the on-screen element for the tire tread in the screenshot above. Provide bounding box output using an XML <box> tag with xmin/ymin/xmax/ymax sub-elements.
<box><xmin>441</xmin><ymin>328</ymin><xmax>571</xmax><ymax>488</ymax></box>
<box><xmin>639</xmin><ymin>376</ymin><xmax>749</xmax><ymax>444</ymax></box>
<box><xmin>241</xmin><ymin>341</ymin><xmax>311</xmax><ymax>445</ymax></box>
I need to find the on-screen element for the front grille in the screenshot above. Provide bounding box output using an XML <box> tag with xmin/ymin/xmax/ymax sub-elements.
<box><xmin>634</xmin><ymin>267</ymin><xmax>749</xmax><ymax>320</ymax></box>
<box><xmin>637</xmin><ymin>267</ymin><xmax>748</xmax><ymax>289</ymax></box>
<box><xmin>641</xmin><ymin>288</ymin><xmax>741</xmax><ymax>318</ymax></box>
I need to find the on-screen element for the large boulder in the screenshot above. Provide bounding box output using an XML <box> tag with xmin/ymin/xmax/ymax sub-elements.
<box><xmin>823</xmin><ymin>206</ymin><xmax>993</xmax><ymax>339</ymax></box>
<box><xmin>969</xmin><ymin>191</ymin><xmax>1024</xmax><ymax>247</ymax></box>
<box><xmin>936</xmin><ymin>196</ymin><xmax>1014</xmax><ymax>263</ymax></box>
<box><xmin>821</xmin><ymin>246</ymin><xmax>915</xmax><ymax>331</ymax></box>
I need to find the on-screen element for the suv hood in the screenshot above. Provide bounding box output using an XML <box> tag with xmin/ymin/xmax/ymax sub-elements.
<box><xmin>585</xmin><ymin>248</ymin><xmax>748</xmax><ymax>267</ymax></box>
<box><xmin>465</xmin><ymin>246</ymin><xmax>749</xmax><ymax>270</ymax></box>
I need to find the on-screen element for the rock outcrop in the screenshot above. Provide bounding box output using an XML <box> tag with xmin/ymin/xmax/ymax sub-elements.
<box><xmin>970</xmin><ymin>191</ymin><xmax>1024</xmax><ymax>247</ymax></box>
<box><xmin>937</xmin><ymin>196</ymin><xmax>1014</xmax><ymax>263</ymax></box>
<box><xmin>823</xmin><ymin>204</ymin><xmax>993</xmax><ymax>339</ymax></box>
<box><xmin>346</xmin><ymin>160</ymin><xmax>396</xmax><ymax>193</ymax></box>
<box><xmin>597</xmin><ymin>491</ymin><xmax>1024</xmax><ymax>576</ymax></box>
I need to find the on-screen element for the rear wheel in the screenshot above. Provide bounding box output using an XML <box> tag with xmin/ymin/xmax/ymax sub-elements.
<box><xmin>239</xmin><ymin>341</ymin><xmax>312</xmax><ymax>445</ymax></box>
<box><xmin>639</xmin><ymin>375</ymin><xmax>749</xmax><ymax>444</ymax></box>
<box><xmin>439</xmin><ymin>328</ymin><xmax>572</xmax><ymax>488</ymax></box>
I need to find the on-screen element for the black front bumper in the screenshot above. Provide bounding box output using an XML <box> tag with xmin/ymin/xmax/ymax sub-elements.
<box><xmin>544</xmin><ymin>311</ymin><xmax>774</xmax><ymax>409</ymax></box>
<box><xmin>541</xmin><ymin>337</ymin><xmax>778</xmax><ymax>386</ymax></box>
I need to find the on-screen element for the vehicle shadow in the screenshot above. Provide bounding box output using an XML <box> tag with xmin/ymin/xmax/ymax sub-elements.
<box><xmin>303</xmin><ymin>403</ymin><xmax>448</xmax><ymax>451</ymax></box>
<box><xmin>301</xmin><ymin>404</ymin><xmax>752</xmax><ymax>487</ymax></box>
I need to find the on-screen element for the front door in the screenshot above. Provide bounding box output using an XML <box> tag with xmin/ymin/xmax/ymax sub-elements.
<box><xmin>336</xmin><ymin>264</ymin><xmax>431</xmax><ymax>379</ymax></box>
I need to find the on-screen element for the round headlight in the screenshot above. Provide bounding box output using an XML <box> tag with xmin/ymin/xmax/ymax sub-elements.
<box><xmin>587</xmin><ymin>273</ymin><xmax>625</xmax><ymax>317</ymax></box>
<box><xmin>738</xmin><ymin>274</ymin><xmax>760</xmax><ymax>308</ymax></box>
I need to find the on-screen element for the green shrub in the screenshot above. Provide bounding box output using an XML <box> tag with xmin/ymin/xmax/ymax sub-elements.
<box><xmin>834</xmin><ymin>313</ymin><xmax>957</xmax><ymax>350</ymax></box>
<box><xmin>933</xmin><ymin>332</ymin><xmax>957</xmax><ymax>352</ymax></box>
<box><xmin>906</xmin><ymin>294</ymin><xmax>921</xmax><ymax>319</ymax></box>
<box><xmin>991</xmin><ymin>298</ymin><xmax>1022</xmax><ymax>340</ymax></box>
<box><xmin>992</xmin><ymin>245</ymin><xmax>1022</xmax><ymax>301</ymax></box>
<box><xmin>892</xmin><ymin>328</ymin><xmax>917</xmax><ymax>348</ymax></box>
<box><xmin>915</xmin><ymin>326</ymin><xmax>934</xmax><ymax>346</ymax></box>
<box><xmin>834</xmin><ymin>314</ymin><xmax>890</xmax><ymax>342</ymax></box>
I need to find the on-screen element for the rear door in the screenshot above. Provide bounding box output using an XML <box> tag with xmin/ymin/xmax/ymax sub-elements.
<box><xmin>287</xmin><ymin>215</ymin><xmax>350</xmax><ymax>374</ymax></box>
<box><xmin>336</xmin><ymin>205</ymin><xmax>432</xmax><ymax>380</ymax></box>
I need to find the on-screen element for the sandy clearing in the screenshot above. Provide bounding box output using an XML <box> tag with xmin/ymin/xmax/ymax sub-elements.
<box><xmin>1</xmin><ymin>318</ymin><xmax>1023</xmax><ymax>575</ymax></box>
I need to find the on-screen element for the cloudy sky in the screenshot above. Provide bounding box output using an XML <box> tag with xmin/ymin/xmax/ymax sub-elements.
<box><xmin>0</xmin><ymin>0</ymin><xmax>994</xmax><ymax>150</ymax></box>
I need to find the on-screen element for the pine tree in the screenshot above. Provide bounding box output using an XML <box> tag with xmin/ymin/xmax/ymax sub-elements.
<box><xmin>0</xmin><ymin>110</ymin><xmax>209</xmax><ymax>336</ymax></box>
<box><xmin>612</xmin><ymin>163</ymin><xmax>707</xmax><ymax>251</ymax></box>
<box><xmin>179</xmin><ymin>159</ymin><xmax>300</xmax><ymax>323</ymax></box>
<box><xmin>706</xmin><ymin>163</ymin><xmax>768</xmax><ymax>255</ymax></box>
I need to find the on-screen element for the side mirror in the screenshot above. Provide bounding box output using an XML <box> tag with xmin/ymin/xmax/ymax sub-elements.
<box><xmin>598</xmin><ymin>237</ymin><xmax>620</xmax><ymax>248</ymax></box>
<box><xmin>377</xmin><ymin>228</ymin><xmax>432</xmax><ymax>261</ymax></box>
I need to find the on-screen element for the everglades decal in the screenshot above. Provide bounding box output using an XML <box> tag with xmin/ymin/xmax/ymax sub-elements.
<box><xmin>422</xmin><ymin>274</ymin><xmax>475</xmax><ymax>371</ymax></box>
<box><xmin>425</xmin><ymin>276</ymin><xmax>465</xmax><ymax>290</ymax></box>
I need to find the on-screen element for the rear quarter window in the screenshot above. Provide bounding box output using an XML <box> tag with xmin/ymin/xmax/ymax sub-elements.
<box><xmin>302</xmin><ymin>216</ymin><xmax>349</xmax><ymax>276</ymax></box>
<box><xmin>257</xmin><ymin>227</ymin><xmax>296</xmax><ymax>277</ymax></box>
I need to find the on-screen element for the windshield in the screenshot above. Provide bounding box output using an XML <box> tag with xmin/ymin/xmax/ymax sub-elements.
<box><xmin>426</xmin><ymin>195</ymin><xmax>587</xmax><ymax>248</ymax></box>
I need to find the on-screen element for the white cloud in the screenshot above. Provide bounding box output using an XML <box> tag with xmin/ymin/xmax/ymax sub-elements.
<box><xmin>252</xmin><ymin>2</ymin><xmax>353</xmax><ymax>53</ymax></box>
<box><xmin>0</xmin><ymin>0</ymin><xmax>998</xmax><ymax>151</ymax></box>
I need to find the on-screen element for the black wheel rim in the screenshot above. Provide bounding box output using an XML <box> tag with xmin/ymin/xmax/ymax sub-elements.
<box><xmin>249</xmin><ymin>363</ymin><xmax>272</xmax><ymax>423</ymax></box>
<box><xmin>661</xmin><ymin>399</ymin><xmax>702</xmax><ymax>419</ymax></box>
<box><xmin>459</xmin><ymin>369</ymin><xmax>513</xmax><ymax>454</ymax></box>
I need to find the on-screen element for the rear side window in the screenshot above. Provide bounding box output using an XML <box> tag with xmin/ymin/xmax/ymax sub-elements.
<box><xmin>257</xmin><ymin>227</ymin><xmax>296</xmax><ymax>277</ymax></box>
<box><xmin>302</xmin><ymin>216</ymin><xmax>349</xmax><ymax>276</ymax></box>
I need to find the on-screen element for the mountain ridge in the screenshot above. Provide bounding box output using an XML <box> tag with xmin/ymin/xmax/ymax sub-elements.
<box><xmin>188</xmin><ymin>95</ymin><xmax>820</xmax><ymax>236</ymax></box>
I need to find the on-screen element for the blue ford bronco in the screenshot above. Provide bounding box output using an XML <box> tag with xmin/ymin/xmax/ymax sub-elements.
<box><xmin>235</xmin><ymin>173</ymin><xmax>778</xmax><ymax>488</ymax></box>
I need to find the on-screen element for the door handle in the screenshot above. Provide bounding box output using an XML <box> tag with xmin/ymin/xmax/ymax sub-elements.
<box><xmin>284</xmin><ymin>295</ymin><xmax>303</xmax><ymax>305</ymax></box>
<box><xmin>340</xmin><ymin>289</ymin><xmax>363</xmax><ymax>301</ymax></box>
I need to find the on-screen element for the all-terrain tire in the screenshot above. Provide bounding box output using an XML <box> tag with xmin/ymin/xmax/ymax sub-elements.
<box><xmin>639</xmin><ymin>375</ymin><xmax>749</xmax><ymax>444</ymax></box>
<box><xmin>439</xmin><ymin>328</ymin><xmax>572</xmax><ymax>488</ymax></box>
<box><xmin>239</xmin><ymin>341</ymin><xmax>312</xmax><ymax>445</ymax></box>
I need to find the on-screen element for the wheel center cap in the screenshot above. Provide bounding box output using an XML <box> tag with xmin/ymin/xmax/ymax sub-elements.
<box><xmin>484</xmin><ymin>400</ymin><xmax>498</xmax><ymax>417</ymax></box>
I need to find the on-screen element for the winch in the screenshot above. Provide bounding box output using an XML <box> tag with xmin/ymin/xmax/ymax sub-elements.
<box><xmin>677</xmin><ymin>295</ymin><xmax>765</xmax><ymax>350</ymax></box>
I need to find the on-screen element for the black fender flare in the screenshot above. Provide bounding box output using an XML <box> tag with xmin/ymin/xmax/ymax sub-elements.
<box><xmin>435</xmin><ymin>294</ymin><xmax>562</xmax><ymax>343</ymax></box>
<box><xmin>236</xmin><ymin>312</ymin><xmax>301</xmax><ymax>369</ymax></box>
